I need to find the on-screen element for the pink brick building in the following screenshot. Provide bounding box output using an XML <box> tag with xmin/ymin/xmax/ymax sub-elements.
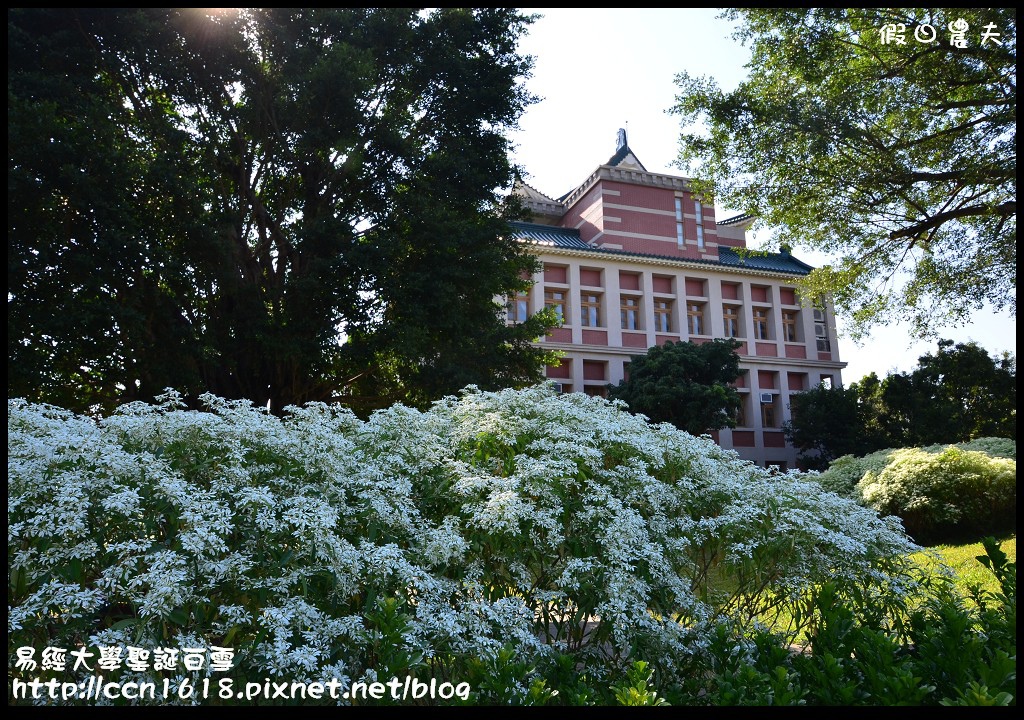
<box><xmin>509</xmin><ymin>130</ymin><xmax>846</xmax><ymax>469</ymax></box>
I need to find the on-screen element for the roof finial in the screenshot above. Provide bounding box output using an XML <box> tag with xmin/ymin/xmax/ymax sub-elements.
<box><xmin>616</xmin><ymin>127</ymin><xmax>627</xmax><ymax>151</ymax></box>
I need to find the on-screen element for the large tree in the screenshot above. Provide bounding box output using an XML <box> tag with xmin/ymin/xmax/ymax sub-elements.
<box><xmin>784</xmin><ymin>339</ymin><xmax>1016</xmax><ymax>467</ymax></box>
<box><xmin>608</xmin><ymin>339</ymin><xmax>742</xmax><ymax>435</ymax></box>
<box><xmin>8</xmin><ymin>8</ymin><xmax>555</xmax><ymax>415</ymax></box>
<box><xmin>784</xmin><ymin>382</ymin><xmax>881</xmax><ymax>471</ymax></box>
<box><xmin>874</xmin><ymin>339</ymin><xmax>1016</xmax><ymax>445</ymax></box>
<box><xmin>672</xmin><ymin>8</ymin><xmax>1016</xmax><ymax>340</ymax></box>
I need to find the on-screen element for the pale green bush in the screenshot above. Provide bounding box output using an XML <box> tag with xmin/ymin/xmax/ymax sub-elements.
<box><xmin>936</xmin><ymin>437</ymin><xmax>1016</xmax><ymax>460</ymax></box>
<box><xmin>857</xmin><ymin>447</ymin><xmax>1017</xmax><ymax>544</ymax></box>
<box><xmin>9</xmin><ymin>386</ymin><xmax>916</xmax><ymax>705</ymax></box>
<box><xmin>815</xmin><ymin>437</ymin><xmax>1016</xmax><ymax>500</ymax></box>
<box><xmin>813</xmin><ymin>449</ymin><xmax>897</xmax><ymax>498</ymax></box>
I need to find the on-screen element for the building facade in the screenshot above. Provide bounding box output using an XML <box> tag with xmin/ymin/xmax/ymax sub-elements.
<box><xmin>509</xmin><ymin>131</ymin><xmax>845</xmax><ymax>469</ymax></box>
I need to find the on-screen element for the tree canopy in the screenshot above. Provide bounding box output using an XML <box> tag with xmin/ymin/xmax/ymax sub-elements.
<box><xmin>672</xmin><ymin>8</ymin><xmax>1016</xmax><ymax>340</ymax></box>
<box><xmin>8</xmin><ymin>8</ymin><xmax>556</xmax><ymax>415</ymax></box>
<box><xmin>783</xmin><ymin>383</ymin><xmax>876</xmax><ymax>471</ymax></box>
<box><xmin>608</xmin><ymin>339</ymin><xmax>742</xmax><ymax>435</ymax></box>
<box><xmin>784</xmin><ymin>339</ymin><xmax>1016</xmax><ymax>467</ymax></box>
<box><xmin>864</xmin><ymin>338</ymin><xmax>1017</xmax><ymax>446</ymax></box>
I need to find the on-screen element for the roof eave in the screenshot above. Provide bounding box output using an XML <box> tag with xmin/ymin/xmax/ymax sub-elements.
<box><xmin>519</xmin><ymin>241</ymin><xmax>813</xmax><ymax>279</ymax></box>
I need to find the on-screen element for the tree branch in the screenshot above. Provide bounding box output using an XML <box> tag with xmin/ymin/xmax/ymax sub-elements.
<box><xmin>888</xmin><ymin>202</ymin><xmax>1016</xmax><ymax>240</ymax></box>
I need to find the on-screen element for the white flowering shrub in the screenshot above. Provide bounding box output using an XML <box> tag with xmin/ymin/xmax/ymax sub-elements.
<box><xmin>9</xmin><ymin>386</ymin><xmax>917</xmax><ymax>704</ymax></box>
<box><xmin>857</xmin><ymin>446</ymin><xmax>1017</xmax><ymax>544</ymax></box>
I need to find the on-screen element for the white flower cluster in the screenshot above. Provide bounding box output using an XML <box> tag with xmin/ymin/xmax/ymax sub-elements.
<box><xmin>8</xmin><ymin>385</ymin><xmax>918</xmax><ymax>700</ymax></box>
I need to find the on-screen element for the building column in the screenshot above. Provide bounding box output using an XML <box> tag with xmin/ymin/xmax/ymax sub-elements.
<box><xmin>605</xmin><ymin>264</ymin><xmax>623</xmax><ymax>348</ymax></box>
<box><xmin>740</xmin><ymin>280</ymin><xmax>756</xmax><ymax>356</ymax></box>
<box><xmin>677</xmin><ymin>272</ymin><xmax>691</xmax><ymax>342</ymax></box>
<box><xmin>530</xmin><ymin>269</ymin><xmax>545</xmax><ymax>315</ymax></box>
<box><xmin>568</xmin><ymin>261</ymin><xmax>582</xmax><ymax>346</ymax></box>
<box><xmin>641</xmin><ymin>269</ymin><xmax>657</xmax><ymax>347</ymax></box>
<box><xmin>707</xmin><ymin>275</ymin><xmax>724</xmax><ymax>337</ymax></box>
<box><xmin>799</xmin><ymin>301</ymin><xmax>817</xmax><ymax>360</ymax></box>
<box><xmin>770</xmin><ymin>289</ymin><xmax>786</xmax><ymax>356</ymax></box>
<box><xmin>571</xmin><ymin>354</ymin><xmax>585</xmax><ymax>394</ymax></box>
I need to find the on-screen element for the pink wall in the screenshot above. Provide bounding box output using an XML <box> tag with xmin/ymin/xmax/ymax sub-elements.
<box><xmin>685</xmin><ymin>278</ymin><xmax>706</xmax><ymax>296</ymax></box>
<box><xmin>544</xmin><ymin>264</ymin><xmax>567</xmax><ymax>283</ymax></box>
<box><xmin>732</xmin><ymin>431</ymin><xmax>756</xmax><ymax>447</ymax></box>
<box><xmin>582</xmin><ymin>360</ymin><xmax>606</xmax><ymax>381</ymax></box>
<box><xmin>579</xmin><ymin>268</ymin><xmax>603</xmax><ymax>286</ymax></box>
<box><xmin>546</xmin><ymin>362</ymin><xmax>571</xmax><ymax>379</ymax></box>
<box><xmin>619</xmin><ymin>272</ymin><xmax>640</xmax><ymax>290</ymax></box>
<box><xmin>787</xmin><ymin>372</ymin><xmax>808</xmax><ymax>391</ymax></box>
<box><xmin>653</xmin><ymin>276</ymin><xmax>673</xmax><ymax>293</ymax></box>
<box><xmin>763</xmin><ymin>431</ymin><xmax>787</xmax><ymax>448</ymax></box>
<box><xmin>606</xmin><ymin>181</ymin><xmax>677</xmax><ymax>212</ymax></box>
<box><xmin>562</xmin><ymin>181</ymin><xmax>721</xmax><ymax>261</ymax></box>
<box><xmin>562</xmin><ymin>185</ymin><xmax>604</xmax><ymax>244</ymax></box>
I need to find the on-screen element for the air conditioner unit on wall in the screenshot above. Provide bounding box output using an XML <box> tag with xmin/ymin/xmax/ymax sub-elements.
<box><xmin>759</xmin><ymin>392</ymin><xmax>774</xmax><ymax>404</ymax></box>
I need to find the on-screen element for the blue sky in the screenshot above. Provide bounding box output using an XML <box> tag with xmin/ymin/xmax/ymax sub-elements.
<box><xmin>507</xmin><ymin>8</ymin><xmax>1017</xmax><ymax>384</ymax></box>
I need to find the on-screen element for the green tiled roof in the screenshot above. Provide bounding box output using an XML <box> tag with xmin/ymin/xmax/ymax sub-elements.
<box><xmin>509</xmin><ymin>221</ymin><xmax>592</xmax><ymax>250</ymax></box>
<box><xmin>509</xmin><ymin>221</ymin><xmax>815</xmax><ymax>276</ymax></box>
<box><xmin>717</xmin><ymin>247</ymin><xmax>814</xmax><ymax>275</ymax></box>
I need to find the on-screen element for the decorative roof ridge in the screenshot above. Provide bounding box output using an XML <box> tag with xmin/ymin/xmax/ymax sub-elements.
<box><xmin>557</xmin><ymin>165</ymin><xmax>692</xmax><ymax>208</ymax></box>
<box><xmin>509</xmin><ymin>219</ymin><xmax>578</xmax><ymax>232</ymax></box>
<box><xmin>512</xmin><ymin>176</ymin><xmax>562</xmax><ymax>204</ymax></box>
<box><xmin>718</xmin><ymin>246</ymin><xmax>816</xmax><ymax>273</ymax></box>
<box><xmin>605</xmin><ymin>143</ymin><xmax>648</xmax><ymax>171</ymax></box>
<box><xmin>718</xmin><ymin>213</ymin><xmax>755</xmax><ymax>227</ymax></box>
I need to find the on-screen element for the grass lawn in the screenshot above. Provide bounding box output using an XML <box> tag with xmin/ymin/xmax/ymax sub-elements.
<box><xmin>751</xmin><ymin>533</ymin><xmax>1017</xmax><ymax>643</ymax></box>
<box><xmin>910</xmin><ymin>533</ymin><xmax>1016</xmax><ymax>597</ymax></box>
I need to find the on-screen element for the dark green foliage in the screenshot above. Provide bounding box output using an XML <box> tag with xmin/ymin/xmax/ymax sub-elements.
<box><xmin>672</xmin><ymin>539</ymin><xmax>1016</xmax><ymax>706</ymax></box>
<box><xmin>607</xmin><ymin>339</ymin><xmax>743</xmax><ymax>435</ymax></box>
<box><xmin>785</xmin><ymin>340</ymin><xmax>1016</xmax><ymax>467</ymax></box>
<box><xmin>375</xmin><ymin>539</ymin><xmax>1017</xmax><ymax>706</ymax></box>
<box><xmin>8</xmin><ymin>8</ymin><xmax>557</xmax><ymax>415</ymax></box>
<box><xmin>673</xmin><ymin>8</ymin><xmax>1016</xmax><ymax>339</ymax></box>
<box><xmin>783</xmin><ymin>383</ymin><xmax>878</xmax><ymax>470</ymax></box>
<box><xmin>872</xmin><ymin>339</ymin><xmax>1017</xmax><ymax>446</ymax></box>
